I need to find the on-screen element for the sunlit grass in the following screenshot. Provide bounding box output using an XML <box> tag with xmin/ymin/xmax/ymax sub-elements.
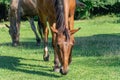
<box><xmin>0</xmin><ymin>15</ymin><xmax>120</xmax><ymax>80</ymax></box>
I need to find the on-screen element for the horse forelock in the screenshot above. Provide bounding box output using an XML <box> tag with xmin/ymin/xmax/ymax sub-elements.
<box><xmin>64</xmin><ymin>28</ymin><xmax>70</xmax><ymax>41</ymax></box>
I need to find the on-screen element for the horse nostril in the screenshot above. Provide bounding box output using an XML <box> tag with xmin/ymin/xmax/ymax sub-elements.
<box><xmin>60</xmin><ymin>68</ymin><xmax>68</xmax><ymax>75</ymax></box>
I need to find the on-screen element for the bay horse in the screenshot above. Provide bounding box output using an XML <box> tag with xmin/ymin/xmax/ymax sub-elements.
<box><xmin>5</xmin><ymin>0</ymin><xmax>43</xmax><ymax>46</ymax></box>
<box><xmin>37</xmin><ymin>0</ymin><xmax>80</xmax><ymax>75</ymax></box>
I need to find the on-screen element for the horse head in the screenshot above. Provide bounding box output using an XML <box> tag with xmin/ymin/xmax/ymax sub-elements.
<box><xmin>51</xmin><ymin>27</ymin><xmax>80</xmax><ymax>75</ymax></box>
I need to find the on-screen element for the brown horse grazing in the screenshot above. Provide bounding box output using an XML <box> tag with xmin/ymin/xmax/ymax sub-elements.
<box><xmin>6</xmin><ymin>0</ymin><xmax>42</xmax><ymax>46</ymax></box>
<box><xmin>37</xmin><ymin>0</ymin><xmax>80</xmax><ymax>75</ymax></box>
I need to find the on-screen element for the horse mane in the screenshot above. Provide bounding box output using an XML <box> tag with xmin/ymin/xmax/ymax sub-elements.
<box><xmin>53</xmin><ymin>0</ymin><xmax>70</xmax><ymax>40</ymax></box>
<box><xmin>53</xmin><ymin>0</ymin><xmax>65</xmax><ymax>32</ymax></box>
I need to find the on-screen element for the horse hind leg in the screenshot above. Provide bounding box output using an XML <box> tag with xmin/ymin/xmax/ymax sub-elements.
<box><xmin>38</xmin><ymin>15</ymin><xmax>49</xmax><ymax>61</ymax></box>
<box><xmin>37</xmin><ymin>17</ymin><xmax>49</xmax><ymax>60</ymax></box>
<box><xmin>43</xmin><ymin>24</ymin><xmax>49</xmax><ymax>61</ymax></box>
<box><xmin>37</xmin><ymin>18</ymin><xmax>50</xmax><ymax>61</ymax></box>
<box><xmin>28</xmin><ymin>17</ymin><xmax>41</xmax><ymax>46</ymax></box>
<box><xmin>37</xmin><ymin>18</ymin><xmax>44</xmax><ymax>41</ymax></box>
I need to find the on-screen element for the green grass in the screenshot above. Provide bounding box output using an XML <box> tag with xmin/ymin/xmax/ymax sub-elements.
<box><xmin>0</xmin><ymin>15</ymin><xmax>120</xmax><ymax>80</ymax></box>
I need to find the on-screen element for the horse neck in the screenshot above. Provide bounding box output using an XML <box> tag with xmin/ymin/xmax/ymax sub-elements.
<box><xmin>63</xmin><ymin>0</ymin><xmax>69</xmax><ymax>29</ymax></box>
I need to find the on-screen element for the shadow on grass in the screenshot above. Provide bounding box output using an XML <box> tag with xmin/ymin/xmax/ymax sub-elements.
<box><xmin>73</xmin><ymin>33</ymin><xmax>120</xmax><ymax>56</ymax></box>
<box><xmin>0</xmin><ymin>42</ymin><xmax>40</xmax><ymax>49</ymax></box>
<box><xmin>115</xmin><ymin>14</ymin><xmax>120</xmax><ymax>23</ymax></box>
<box><xmin>113</xmin><ymin>18</ymin><xmax>120</xmax><ymax>23</ymax></box>
<box><xmin>73</xmin><ymin>33</ymin><xmax>120</xmax><ymax>67</ymax></box>
<box><xmin>0</xmin><ymin>33</ymin><xmax>120</xmax><ymax>76</ymax></box>
<box><xmin>74</xmin><ymin>57</ymin><xmax>120</xmax><ymax>67</ymax></box>
<box><xmin>0</xmin><ymin>37</ymin><xmax>53</xmax><ymax>50</ymax></box>
<box><xmin>1</xmin><ymin>33</ymin><xmax>120</xmax><ymax>57</ymax></box>
<box><xmin>0</xmin><ymin>56</ymin><xmax>61</xmax><ymax>78</ymax></box>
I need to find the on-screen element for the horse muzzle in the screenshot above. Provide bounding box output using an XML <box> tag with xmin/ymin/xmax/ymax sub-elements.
<box><xmin>60</xmin><ymin>67</ymin><xmax>69</xmax><ymax>75</ymax></box>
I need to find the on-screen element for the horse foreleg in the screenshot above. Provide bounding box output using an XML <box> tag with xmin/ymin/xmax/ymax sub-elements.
<box><xmin>37</xmin><ymin>11</ymin><xmax>49</xmax><ymax>61</ymax></box>
<box><xmin>53</xmin><ymin>50</ymin><xmax>60</xmax><ymax>72</ymax></box>
<box><xmin>49</xmin><ymin>22</ymin><xmax>60</xmax><ymax>72</ymax></box>
<box><xmin>37</xmin><ymin>17</ymin><xmax>44</xmax><ymax>41</ymax></box>
<box><xmin>13</xmin><ymin>8</ymin><xmax>20</xmax><ymax>46</ymax></box>
<box><xmin>52</xmin><ymin>32</ymin><xmax>61</xmax><ymax>72</ymax></box>
<box><xmin>28</xmin><ymin>17</ymin><xmax>41</xmax><ymax>46</ymax></box>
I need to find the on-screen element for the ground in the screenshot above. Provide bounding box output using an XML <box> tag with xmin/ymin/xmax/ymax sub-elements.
<box><xmin>0</xmin><ymin>15</ymin><xmax>120</xmax><ymax>80</ymax></box>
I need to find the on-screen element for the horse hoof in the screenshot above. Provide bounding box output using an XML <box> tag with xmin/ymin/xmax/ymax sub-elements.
<box><xmin>12</xmin><ymin>42</ymin><xmax>19</xmax><ymax>47</ymax></box>
<box><xmin>43</xmin><ymin>54</ymin><xmax>49</xmax><ymax>61</ymax></box>
<box><xmin>12</xmin><ymin>44</ymin><xmax>17</xmax><ymax>47</ymax></box>
<box><xmin>53</xmin><ymin>67</ymin><xmax>60</xmax><ymax>72</ymax></box>
<box><xmin>36</xmin><ymin>39</ymin><xmax>41</xmax><ymax>46</ymax></box>
<box><xmin>36</xmin><ymin>42</ymin><xmax>40</xmax><ymax>46</ymax></box>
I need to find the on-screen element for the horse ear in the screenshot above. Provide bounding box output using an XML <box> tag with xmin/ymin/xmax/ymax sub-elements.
<box><xmin>51</xmin><ymin>27</ymin><xmax>58</xmax><ymax>33</ymax></box>
<box><xmin>70</xmin><ymin>27</ymin><xmax>81</xmax><ymax>35</ymax></box>
<box><xmin>5</xmin><ymin>24</ymin><xmax>10</xmax><ymax>28</ymax></box>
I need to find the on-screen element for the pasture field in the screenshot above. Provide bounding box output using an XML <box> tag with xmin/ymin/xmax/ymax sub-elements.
<box><xmin>0</xmin><ymin>15</ymin><xmax>120</xmax><ymax>80</ymax></box>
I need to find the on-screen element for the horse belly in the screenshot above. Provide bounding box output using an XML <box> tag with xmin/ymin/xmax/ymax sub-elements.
<box><xmin>37</xmin><ymin>0</ymin><xmax>55</xmax><ymax>17</ymax></box>
<box><xmin>21</xmin><ymin>0</ymin><xmax>37</xmax><ymax>16</ymax></box>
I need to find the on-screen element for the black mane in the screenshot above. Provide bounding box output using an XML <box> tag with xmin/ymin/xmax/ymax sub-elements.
<box><xmin>53</xmin><ymin>0</ymin><xmax>70</xmax><ymax>40</ymax></box>
<box><xmin>53</xmin><ymin>0</ymin><xmax>65</xmax><ymax>32</ymax></box>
